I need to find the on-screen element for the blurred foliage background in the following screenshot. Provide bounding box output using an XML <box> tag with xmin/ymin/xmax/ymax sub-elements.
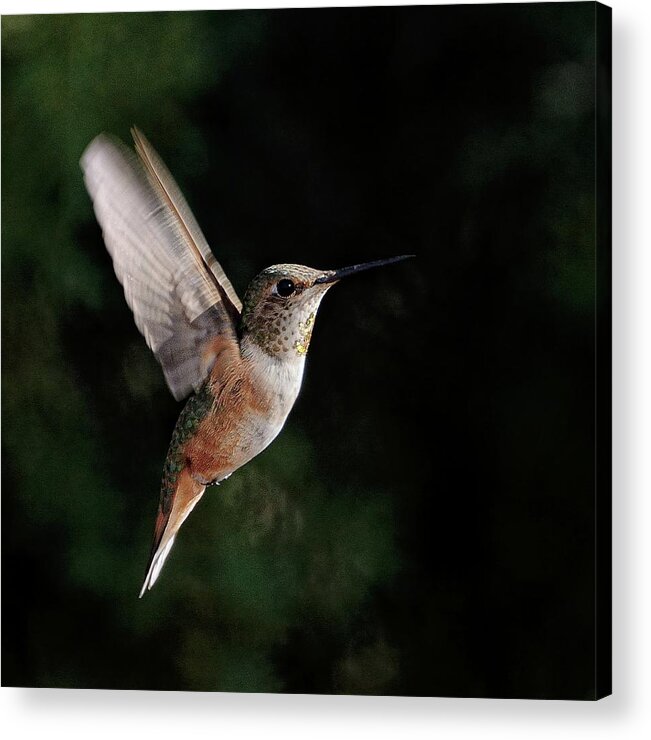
<box><xmin>3</xmin><ymin>4</ymin><xmax>601</xmax><ymax>696</ymax></box>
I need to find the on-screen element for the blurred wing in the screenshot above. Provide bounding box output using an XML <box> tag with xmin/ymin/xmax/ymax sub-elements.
<box><xmin>81</xmin><ymin>129</ymin><xmax>242</xmax><ymax>400</ymax></box>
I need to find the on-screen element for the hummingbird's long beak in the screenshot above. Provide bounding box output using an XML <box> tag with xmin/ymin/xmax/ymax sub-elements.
<box><xmin>313</xmin><ymin>254</ymin><xmax>414</xmax><ymax>284</ymax></box>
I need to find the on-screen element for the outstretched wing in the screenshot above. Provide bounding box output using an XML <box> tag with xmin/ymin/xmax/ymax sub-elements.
<box><xmin>81</xmin><ymin>128</ymin><xmax>242</xmax><ymax>400</ymax></box>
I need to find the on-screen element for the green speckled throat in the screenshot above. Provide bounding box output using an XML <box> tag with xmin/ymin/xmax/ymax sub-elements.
<box><xmin>239</xmin><ymin>264</ymin><xmax>334</xmax><ymax>358</ymax></box>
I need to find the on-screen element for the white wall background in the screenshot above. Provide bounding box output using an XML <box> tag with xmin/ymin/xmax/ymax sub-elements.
<box><xmin>1</xmin><ymin>0</ymin><xmax>649</xmax><ymax>738</ymax></box>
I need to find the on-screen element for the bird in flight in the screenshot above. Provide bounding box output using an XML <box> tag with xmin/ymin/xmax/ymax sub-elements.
<box><xmin>81</xmin><ymin>128</ymin><xmax>411</xmax><ymax>596</ymax></box>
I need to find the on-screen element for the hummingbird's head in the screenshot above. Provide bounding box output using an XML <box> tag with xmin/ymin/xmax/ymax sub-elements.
<box><xmin>239</xmin><ymin>256</ymin><xmax>412</xmax><ymax>359</ymax></box>
<box><xmin>239</xmin><ymin>264</ymin><xmax>334</xmax><ymax>358</ymax></box>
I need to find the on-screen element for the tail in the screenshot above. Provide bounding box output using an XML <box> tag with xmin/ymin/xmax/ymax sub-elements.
<box><xmin>139</xmin><ymin>467</ymin><xmax>206</xmax><ymax>597</ymax></box>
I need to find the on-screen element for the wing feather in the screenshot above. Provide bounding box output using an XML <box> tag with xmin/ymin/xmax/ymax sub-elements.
<box><xmin>131</xmin><ymin>127</ymin><xmax>242</xmax><ymax>320</ymax></box>
<box><xmin>81</xmin><ymin>130</ymin><xmax>242</xmax><ymax>400</ymax></box>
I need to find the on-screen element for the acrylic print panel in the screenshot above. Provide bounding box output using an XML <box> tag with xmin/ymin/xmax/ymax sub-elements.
<box><xmin>1</xmin><ymin>2</ymin><xmax>611</xmax><ymax>698</ymax></box>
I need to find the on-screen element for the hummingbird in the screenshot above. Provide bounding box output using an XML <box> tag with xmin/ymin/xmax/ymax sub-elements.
<box><xmin>81</xmin><ymin>128</ymin><xmax>411</xmax><ymax>596</ymax></box>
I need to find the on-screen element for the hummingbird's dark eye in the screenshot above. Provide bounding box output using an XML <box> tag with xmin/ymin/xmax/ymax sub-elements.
<box><xmin>276</xmin><ymin>279</ymin><xmax>296</xmax><ymax>297</ymax></box>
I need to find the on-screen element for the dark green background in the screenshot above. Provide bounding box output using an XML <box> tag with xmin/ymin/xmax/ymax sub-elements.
<box><xmin>2</xmin><ymin>3</ymin><xmax>605</xmax><ymax>697</ymax></box>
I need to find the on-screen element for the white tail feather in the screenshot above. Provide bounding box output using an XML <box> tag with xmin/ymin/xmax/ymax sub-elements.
<box><xmin>139</xmin><ymin>535</ymin><xmax>177</xmax><ymax>598</ymax></box>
